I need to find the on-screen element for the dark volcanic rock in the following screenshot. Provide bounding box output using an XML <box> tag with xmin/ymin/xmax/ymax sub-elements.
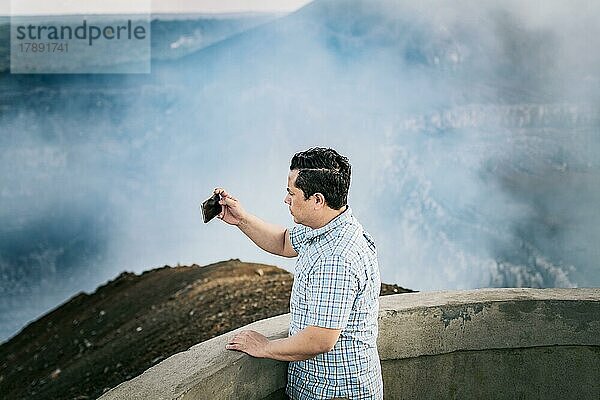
<box><xmin>0</xmin><ymin>259</ymin><xmax>414</xmax><ymax>400</ymax></box>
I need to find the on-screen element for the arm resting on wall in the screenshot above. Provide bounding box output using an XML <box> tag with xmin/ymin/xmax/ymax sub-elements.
<box><xmin>226</xmin><ymin>326</ymin><xmax>341</xmax><ymax>361</ymax></box>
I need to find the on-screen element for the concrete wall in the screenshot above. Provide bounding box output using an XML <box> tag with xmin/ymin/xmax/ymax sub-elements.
<box><xmin>99</xmin><ymin>288</ymin><xmax>600</xmax><ymax>400</ymax></box>
<box><xmin>378</xmin><ymin>288</ymin><xmax>600</xmax><ymax>399</ymax></box>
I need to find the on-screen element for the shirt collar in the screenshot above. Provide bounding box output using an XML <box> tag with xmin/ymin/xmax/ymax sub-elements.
<box><xmin>305</xmin><ymin>206</ymin><xmax>353</xmax><ymax>240</ymax></box>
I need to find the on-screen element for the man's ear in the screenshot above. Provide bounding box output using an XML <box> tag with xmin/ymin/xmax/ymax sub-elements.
<box><xmin>313</xmin><ymin>193</ymin><xmax>326</xmax><ymax>209</ymax></box>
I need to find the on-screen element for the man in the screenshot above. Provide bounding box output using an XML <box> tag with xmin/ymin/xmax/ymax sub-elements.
<box><xmin>217</xmin><ymin>147</ymin><xmax>383</xmax><ymax>400</ymax></box>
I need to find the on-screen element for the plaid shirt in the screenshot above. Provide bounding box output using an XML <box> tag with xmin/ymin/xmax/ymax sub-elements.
<box><xmin>286</xmin><ymin>207</ymin><xmax>383</xmax><ymax>400</ymax></box>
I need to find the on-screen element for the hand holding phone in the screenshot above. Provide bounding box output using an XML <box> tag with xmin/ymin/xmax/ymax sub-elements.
<box><xmin>201</xmin><ymin>193</ymin><xmax>222</xmax><ymax>223</ymax></box>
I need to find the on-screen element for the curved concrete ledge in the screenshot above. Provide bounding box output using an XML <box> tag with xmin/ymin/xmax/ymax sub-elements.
<box><xmin>100</xmin><ymin>288</ymin><xmax>600</xmax><ymax>400</ymax></box>
<box><xmin>99</xmin><ymin>313</ymin><xmax>291</xmax><ymax>400</ymax></box>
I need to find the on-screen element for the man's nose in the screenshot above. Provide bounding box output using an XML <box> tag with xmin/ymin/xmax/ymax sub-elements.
<box><xmin>284</xmin><ymin>195</ymin><xmax>290</xmax><ymax>204</ymax></box>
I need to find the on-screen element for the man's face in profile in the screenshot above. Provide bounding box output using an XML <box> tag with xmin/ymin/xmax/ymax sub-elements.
<box><xmin>284</xmin><ymin>169</ymin><xmax>312</xmax><ymax>226</ymax></box>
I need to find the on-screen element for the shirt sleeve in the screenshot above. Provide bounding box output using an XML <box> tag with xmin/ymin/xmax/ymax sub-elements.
<box><xmin>288</xmin><ymin>225</ymin><xmax>309</xmax><ymax>254</ymax></box>
<box><xmin>305</xmin><ymin>255</ymin><xmax>358</xmax><ymax>330</ymax></box>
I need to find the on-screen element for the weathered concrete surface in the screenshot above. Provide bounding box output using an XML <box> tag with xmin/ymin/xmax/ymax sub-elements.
<box><xmin>99</xmin><ymin>288</ymin><xmax>600</xmax><ymax>400</ymax></box>
<box><xmin>382</xmin><ymin>345</ymin><xmax>600</xmax><ymax>399</ymax></box>
<box><xmin>377</xmin><ymin>288</ymin><xmax>600</xmax><ymax>360</ymax></box>
<box><xmin>378</xmin><ymin>288</ymin><xmax>600</xmax><ymax>399</ymax></box>
<box><xmin>99</xmin><ymin>314</ymin><xmax>290</xmax><ymax>400</ymax></box>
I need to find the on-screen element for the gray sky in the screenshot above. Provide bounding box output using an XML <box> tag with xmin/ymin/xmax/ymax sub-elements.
<box><xmin>4</xmin><ymin>0</ymin><xmax>314</xmax><ymax>16</ymax></box>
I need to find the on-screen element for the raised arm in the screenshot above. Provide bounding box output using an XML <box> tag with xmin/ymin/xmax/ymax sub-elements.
<box><xmin>213</xmin><ymin>188</ymin><xmax>297</xmax><ymax>258</ymax></box>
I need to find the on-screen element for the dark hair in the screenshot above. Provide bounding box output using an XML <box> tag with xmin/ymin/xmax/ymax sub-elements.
<box><xmin>290</xmin><ymin>147</ymin><xmax>351</xmax><ymax>210</ymax></box>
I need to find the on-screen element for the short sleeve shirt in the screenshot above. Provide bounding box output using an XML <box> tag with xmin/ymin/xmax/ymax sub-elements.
<box><xmin>286</xmin><ymin>207</ymin><xmax>383</xmax><ymax>400</ymax></box>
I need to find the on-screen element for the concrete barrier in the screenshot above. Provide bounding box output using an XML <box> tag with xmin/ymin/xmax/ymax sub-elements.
<box><xmin>99</xmin><ymin>288</ymin><xmax>600</xmax><ymax>400</ymax></box>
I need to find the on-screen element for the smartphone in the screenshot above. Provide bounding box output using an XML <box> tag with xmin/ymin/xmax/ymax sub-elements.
<box><xmin>201</xmin><ymin>193</ymin><xmax>222</xmax><ymax>223</ymax></box>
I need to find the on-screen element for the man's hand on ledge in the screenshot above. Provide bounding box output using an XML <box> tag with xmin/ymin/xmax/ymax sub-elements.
<box><xmin>226</xmin><ymin>330</ymin><xmax>270</xmax><ymax>358</ymax></box>
<box><xmin>225</xmin><ymin>326</ymin><xmax>341</xmax><ymax>362</ymax></box>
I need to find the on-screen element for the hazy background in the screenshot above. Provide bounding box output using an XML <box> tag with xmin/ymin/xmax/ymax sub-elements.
<box><xmin>2</xmin><ymin>0</ymin><xmax>312</xmax><ymax>16</ymax></box>
<box><xmin>1</xmin><ymin>0</ymin><xmax>599</xmax><ymax>342</ymax></box>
